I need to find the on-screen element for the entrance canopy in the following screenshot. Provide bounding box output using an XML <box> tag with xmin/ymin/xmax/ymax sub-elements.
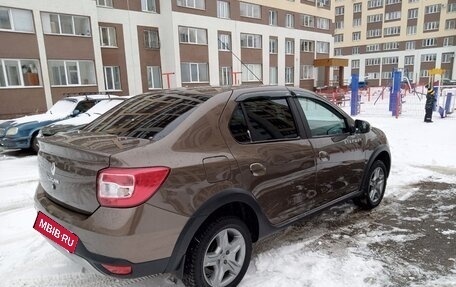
<box><xmin>313</xmin><ymin>58</ymin><xmax>349</xmax><ymax>87</ymax></box>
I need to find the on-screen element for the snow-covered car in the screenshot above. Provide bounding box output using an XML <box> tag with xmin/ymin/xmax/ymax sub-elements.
<box><xmin>39</xmin><ymin>97</ymin><xmax>125</xmax><ymax>137</ymax></box>
<box><xmin>0</xmin><ymin>95</ymin><xmax>114</xmax><ymax>152</ymax></box>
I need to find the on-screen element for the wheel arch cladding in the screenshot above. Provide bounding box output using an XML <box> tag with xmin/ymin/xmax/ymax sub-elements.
<box><xmin>165</xmin><ymin>189</ymin><xmax>271</xmax><ymax>275</ymax></box>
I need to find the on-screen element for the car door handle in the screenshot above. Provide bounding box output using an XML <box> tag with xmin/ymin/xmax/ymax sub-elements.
<box><xmin>319</xmin><ymin>151</ymin><xmax>330</xmax><ymax>161</ymax></box>
<box><xmin>249</xmin><ymin>163</ymin><xmax>266</xmax><ymax>177</ymax></box>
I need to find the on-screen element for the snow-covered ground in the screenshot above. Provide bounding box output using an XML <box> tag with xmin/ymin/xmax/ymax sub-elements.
<box><xmin>0</xmin><ymin>98</ymin><xmax>455</xmax><ymax>287</ymax></box>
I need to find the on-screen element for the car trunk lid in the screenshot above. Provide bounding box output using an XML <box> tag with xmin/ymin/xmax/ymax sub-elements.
<box><xmin>38</xmin><ymin>132</ymin><xmax>150</xmax><ymax>214</ymax></box>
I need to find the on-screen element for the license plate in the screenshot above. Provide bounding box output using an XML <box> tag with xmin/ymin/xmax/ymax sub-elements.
<box><xmin>33</xmin><ymin>211</ymin><xmax>79</xmax><ymax>253</ymax></box>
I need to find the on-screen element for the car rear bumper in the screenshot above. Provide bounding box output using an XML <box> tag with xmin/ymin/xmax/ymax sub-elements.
<box><xmin>0</xmin><ymin>136</ymin><xmax>30</xmax><ymax>149</ymax></box>
<box><xmin>34</xmin><ymin>184</ymin><xmax>189</xmax><ymax>277</ymax></box>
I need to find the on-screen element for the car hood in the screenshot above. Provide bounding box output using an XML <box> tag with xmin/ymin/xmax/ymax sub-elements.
<box><xmin>0</xmin><ymin>113</ymin><xmax>68</xmax><ymax>129</ymax></box>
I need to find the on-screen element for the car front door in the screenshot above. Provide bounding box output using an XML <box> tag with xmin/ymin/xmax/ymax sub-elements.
<box><xmin>222</xmin><ymin>91</ymin><xmax>317</xmax><ymax>226</ymax></box>
<box><xmin>295</xmin><ymin>96</ymin><xmax>366</xmax><ymax>206</ymax></box>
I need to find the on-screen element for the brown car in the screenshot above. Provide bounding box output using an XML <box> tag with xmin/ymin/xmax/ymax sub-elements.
<box><xmin>34</xmin><ymin>86</ymin><xmax>390</xmax><ymax>287</ymax></box>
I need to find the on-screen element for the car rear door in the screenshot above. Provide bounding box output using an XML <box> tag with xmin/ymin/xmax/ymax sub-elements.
<box><xmin>221</xmin><ymin>90</ymin><xmax>317</xmax><ymax>226</ymax></box>
<box><xmin>294</xmin><ymin>95</ymin><xmax>366</xmax><ymax>206</ymax></box>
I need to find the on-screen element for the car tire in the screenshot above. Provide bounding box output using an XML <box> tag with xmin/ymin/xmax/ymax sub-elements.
<box><xmin>31</xmin><ymin>133</ymin><xmax>39</xmax><ymax>154</ymax></box>
<box><xmin>182</xmin><ymin>217</ymin><xmax>252</xmax><ymax>287</ymax></box>
<box><xmin>354</xmin><ymin>160</ymin><xmax>387</xmax><ymax>209</ymax></box>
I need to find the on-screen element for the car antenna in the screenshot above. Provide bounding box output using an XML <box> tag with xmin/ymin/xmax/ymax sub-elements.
<box><xmin>217</xmin><ymin>38</ymin><xmax>263</xmax><ymax>85</ymax></box>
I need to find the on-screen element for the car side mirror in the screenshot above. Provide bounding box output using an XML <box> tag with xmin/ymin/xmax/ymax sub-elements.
<box><xmin>72</xmin><ymin>110</ymin><xmax>80</xmax><ymax>117</ymax></box>
<box><xmin>354</xmin><ymin>119</ymin><xmax>370</xmax><ymax>134</ymax></box>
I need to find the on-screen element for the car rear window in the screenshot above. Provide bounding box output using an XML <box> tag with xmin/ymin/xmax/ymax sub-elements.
<box><xmin>84</xmin><ymin>93</ymin><xmax>210</xmax><ymax>139</ymax></box>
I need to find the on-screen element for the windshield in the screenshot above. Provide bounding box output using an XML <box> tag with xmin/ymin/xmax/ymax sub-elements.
<box><xmin>47</xmin><ymin>99</ymin><xmax>77</xmax><ymax>115</ymax></box>
<box><xmin>84</xmin><ymin>93</ymin><xmax>210</xmax><ymax>139</ymax></box>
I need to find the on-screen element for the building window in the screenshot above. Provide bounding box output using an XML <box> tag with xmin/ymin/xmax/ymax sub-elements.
<box><xmin>241</xmin><ymin>64</ymin><xmax>262</xmax><ymax>82</ymax></box>
<box><xmin>141</xmin><ymin>0</ymin><xmax>157</xmax><ymax>12</ymax></box>
<box><xmin>408</xmin><ymin>0</ymin><xmax>418</xmax><ymax>2</ymax></box>
<box><xmin>384</xmin><ymin>26</ymin><xmax>400</xmax><ymax>36</ymax></box>
<box><xmin>422</xmin><ymin>38</ymin><xmax>437</xmax><ymax>47</ymax></box>
<box><xmin>335</xmin><ymin>6</ymin><xmax>344</xmax><ymax>15</ymax></box>
<box><xmin>443</xmin><ymin>37</ymin><xmax>454</xmax><ymax>46</ymax></box>
<box><xmin>302</xmin><ymin>14</ymin><xmax>314</xmax><ymax>27</ymax></box>
<box><xmin>448</xmin><ymin>3</ymin><xmax>456</xmax><ymax>13</ymax></box>
<box><xmin>334</xmin><ymin>48</ymin><xmax>342</xmax><ymax>56</ymax></box>
<box><xmin>97</xmin><ymin>0</ymin><xmax>113</xmax><ymax>7</ymax></box>
<box><xmin>0</xmin><ymin>59</ymin><xmax>41</xmax><ymax>87</ymax></box>
<box><xmin>177</xmin><ymin>0</ymin><xmax>205</xmax><ymax>9</ymax></box>
<box><xmin>218</xmin><ymin>33</ymin><xmax>231</xmax><ymax>50</ymax></box>
<box><xmin>285</xmin><ymin>14</ymin><xmax>294</xmax><ymax>28</ymax></box>
<box><xmin>335</xmin><ymin>21</ymin><xmax>344</xmax><ymax>29</ymax></box>
<box><xmin>404</xmin><ymin>56</ymin><xmax>414</xmax><ymax>65</ymax></box>
<box><xmin>179</xmin><ymin>26</ymin><xmax>207</xmax><ymax>44</ymax></box>
<box><xmin>269</xmin><ymin>10</ymin><xmax>277</xmax><ymax>25</ymax></box>
<box><xmin>220</xmin><ymin>66</ymin><xmax>232</xmax><ymax>86</ymax></box>
<box><xmin>0</xmin><ymin>7</ymin><xmax>34</xmax><ymax>32</ymax></box>
<box><xmin>442</xmin><ymin>53</ymin><xmax>454</xmax><ymax>63</ymax></box>
<box><xmin>351</xmin><ymin>59</ymin><xmax>360</xmax><ymax>69</ymax></box>
<box><xmin>181</xmin><ymin>62</ymin><xmax>208</xmax><ymax>83</ymax></box>
<box><xmin>147</xmin><ymin>66</ymin><xmax>162</xmax><ymax>89</ymax></box>
<box><xmin>42</xmin><ymin>13</ymin><xmax>91</xmax><ymax>36</ymax></box>
<box><xmin>367</xmin><ymin>0</ymin><xmax>383</xmax><ymax>9</ymax></box>
<box><xmin>353</xmin><ymin>18</ymin><xmax>361</xmax><ymax>27</ymax></box>
<box><xmin>300</xmin><ymin>40</ymin><xmax>314</xmax><ymax>52</ymax></box>
<box><xmin>445</xmin><ymin>19</ymin><xmax>456</xmax><ymax>30</ymax></box>
<box><xmin>385</xmin><ymin>11</ymin><xmax>401</xmax><ymax>21</ymax></box>
<box><xmin>424</xmin><ymin>21</ymin><xmax>439</xmax><ymax>31</ymax></box>
<box><xmin>316</xmin><ymin>41</ymin><xmax>329</xmax><ymax>53</ymax></box>
<box><xmin>48</xmin><ymin>60</ymin><xmax>96</xmax><ymax>86</ymax></box>
<box><xmin>382</xmin><ymin>72</ymin><xmax>392</xmax><ymax>79</ymax></box>
<box><xmin>334</xmin><ymin>34</ymin><xmax>344</xmax><ymax>43</ymax></box>
<box><xmin>269</xmin><ymin>67</ymin><xmax>278</xmax><ymax>85</ymax></box>
<box><xmin>217</xmin><ymin>1</ymin><xmax>230</xmax><ymax>18</ymax></box>
<box><xmin>421</xmin><ymin>54</ymin><xmax>436</xmax><ymax>62</ymax></box>
<box><xmin>240</xmin><ymin>33</ymin><xmax>262</xmax><ymax>49</ymax></box>
<box><xmin>408</xmin><ymin>8</ymin><xmax>418</xmax><ymax>19</ymax></box>
<box><xmin>382</xmin><ymin>57</ymin><xmax>398</xmax><ymax>64</ymax></box>
<box><xmin>425</xmin><ymin>4</ymin><xmax>441</xmax><ymax>14</ymax></box>
<box><xmin>285</xmin><ymin>39</ymin><xmax>294</xmax><ymax>55</ymax></box>
<box><xmin>367</xmin><ymin>29</ymin><xmax>382</xmax><ymax>38</ymax></box>
<box><xmin>366</xmin><ymin>44</ymin><xmax>380</xmax><ymax>52</ymax></box>
<box><xmin>353</xmin><ymin>3</ymin><xmax>362</xmax><ymax>12</ymax></box>
<box><xmin>316</xmin><ymin>18</ymin><xmax>329</xmax><ymax>29</ymax></box>
<box><xmin>383</xmin><ymin>42</ymin><xmax>399</xmax><ymax>50</ymax></box>
<box><xmin>352</xmin><ymin>32</ymin><xmax>361</xmax><ymax>41</ymax></box>
<box><xmin>144</xmin><ymin>29</ymin><xmax>160</xmax><ymax>49</ymax></box>
<box><xmin>104</xmin><ymin>66</ymin><xmax>121</xmax><ymax>91</ymax></box>
<box><xmin>352</xmin><ymin>47</ymin><xmax>360</xmax><ymax>54</ymax></box>
<box><xmin>405</xmin><ymin>41</ymin><xmax>415</xmax><ymax>50</ymax></box>
<box><xmin>367</xmin><ymin>73</ymin><xmax>380</xmax><ymax>79</ymax></box>
<box><xmin>269</xmin><ymin>37</ymin><xmax>278</xmax><ymax>54</ymax></box>
<box><xmin>240</xmin><ymin>2</ymin><xmax>261</xmax><ymax>19</ymax></box>
<box><xmin>385</xmin><ymin>0</ymin><xmax>401</xmax><ymax>4</ymax></box>
<box><xmin>285</xmin><ymin>67</ymin><xmax>294</xmax><ymax>84</ymax></box>
<box><xmin>366</xmin><ymin>58</ymin><xmax>381</xmax><ymax>66</ymax></box>
<box><xmin>100</xmin><ymin>27</ymin><xmax>117</xmax><ymax>47</ymax></box>
<box><xmin>406</xmin><ymin>25</ymin><xmax>417</xmax><ymax>35</ymax></box>
<box><xmin>300</xmin><ymin>65</ymin><xmax>313</xmax><ymax>80</ymax></box>
<box><xmin>420</xmin><ymin>70</ymin><xmax>429</xmax><ymax>77</ymax></box>
<box><xmin>367</xmin><ymin>14</ymin><xmax>382</xmax><ymax>23</ymax></box>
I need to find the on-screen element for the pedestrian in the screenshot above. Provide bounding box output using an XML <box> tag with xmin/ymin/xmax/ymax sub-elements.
<box><xmin>424</xmin><ymin>84</ymin><xmax>436</xmax><ymax>123</ymax></box>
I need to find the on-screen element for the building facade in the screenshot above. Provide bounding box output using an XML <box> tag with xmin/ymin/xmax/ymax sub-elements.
<box><xmin>333</xmin><ymin>0</ymin><xmax>456</xmax><ymax>86</ymax></box>
<box><xmin>0</xmin><ymin>0</ymin><xmax>335</xmax><ymax>118</ymax></box>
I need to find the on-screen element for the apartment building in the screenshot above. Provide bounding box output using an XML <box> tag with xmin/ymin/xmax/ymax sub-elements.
<box><xmin>0</xmin><ymin>0</ymin><xmax>335</xmax><ymax>118</ymax></box>
<box><xmin>333</xmin><ymin>0</ymin><xmax>456</xmax><ymax>86</ymax></box>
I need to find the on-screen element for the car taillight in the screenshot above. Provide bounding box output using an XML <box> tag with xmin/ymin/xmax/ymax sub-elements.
<box><xmin>97</xmin><ymin>167</ymin><xmax>170</xmax><ymax>208</ymax></box>
<box><xmin>101</xmin><ymin>264</ymin><xmax>132</xmax><ymax>275</ymax></box>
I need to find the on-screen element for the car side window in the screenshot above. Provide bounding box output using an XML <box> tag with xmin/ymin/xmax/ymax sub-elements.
<box><xmin>298</xmin><ymin>98</ymin><xmax>347</xmax><ymax>137</ymax></box>
<box><xmin>229</xmin><ymin>98</ymin><xmax>298</xmax><ymax>143</ymax></box>
<box><xmin>74</xmin><ymin>100</ymin><xmax>96</xmax><ymax>113</ymax></box>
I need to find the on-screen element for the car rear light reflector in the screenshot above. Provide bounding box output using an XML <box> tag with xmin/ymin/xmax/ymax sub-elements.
<box><xmin>101</xmin><ymin>264</ymin><xmax>132</xmax><ymax>275</ymax></box>
<box><xmin>97</xmin><ymin>167</ymin><xmax>170</xmax><ymax>208</ymax></box>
